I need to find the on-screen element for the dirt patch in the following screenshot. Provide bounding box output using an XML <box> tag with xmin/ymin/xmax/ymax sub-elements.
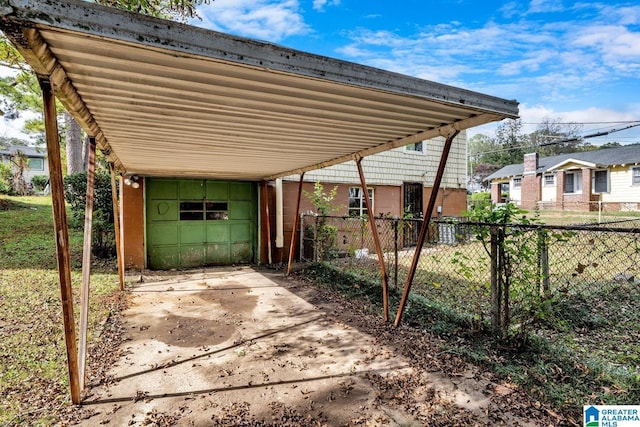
<box><xmin>150</xmin><ymin>313</ymin><xmax>236</xmax><ymax>347</ymax></box>
<box><xmin>196</xmin><ymin>286</ymin><xmax>259</xmax><ymax>313</ymax></box>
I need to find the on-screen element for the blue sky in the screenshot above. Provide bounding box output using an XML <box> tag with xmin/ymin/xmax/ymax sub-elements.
<box><xmin>191</xmin><ymin>0</ymin><xmax>640</xmax><ymax>145</ymax></box>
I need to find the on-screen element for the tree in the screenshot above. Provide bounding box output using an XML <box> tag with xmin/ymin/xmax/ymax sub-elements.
<box><xmin>9</xmin><ymin>150</ymin><xmax>29</xmax><ymax>195</ymax></box>
<box><xmin>493</xmin><ymin>118</ymin><xmax>526</xmax><ymax>165</ymax></box>
<box><xmin>0</xmin><ymin>0</ymin><xmax>211</xmax><ymax>173</ymax></box>
<box><xmin>530</xmin><ymin>118</ymin><xmax>583</xmax><ymax>157</ymax></box>
<box><xmin>65</xmin><ymin>112</ymin><xmax>84</xmax><ymax>174</ymax></box>
<box><xmin>468</xmin><ymin>133</ymin><xmax>502</xmax><ymax>190</ymax></box>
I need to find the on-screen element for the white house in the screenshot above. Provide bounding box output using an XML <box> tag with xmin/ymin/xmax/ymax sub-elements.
<box><xmin>0</xmin><ymin>145</ymin><xmax>49</xmax><ymax>185</ymax></box>
<box><xmin>485</xmin><ymin>145</ymin><xmax>640</xmax><ymax>211</ymax></box>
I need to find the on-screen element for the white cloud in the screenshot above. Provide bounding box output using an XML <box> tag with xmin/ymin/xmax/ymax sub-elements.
<box><xmin>312</xmin><ymin>0</ymin><xmax>340</xmax><ymax>12</ymax></box>
<box><xmin>195</xmin><ymin>0</ymin><xmax>309</xmax><ymax>42</ymax></box>
<box><xmin>526</xmin><ymin>0</ymin><xmax>566</xmax><ymax>14</ymax></box>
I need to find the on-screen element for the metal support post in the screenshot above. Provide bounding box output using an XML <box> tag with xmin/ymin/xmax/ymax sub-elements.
<box><xmin>356</xmin><ymin>157</ymin><xmax>390</xmax><ymax>321</ymax></box>
<box><xmin>394</xmin><ymin>131</ymin><xmax>460</xmax><ymax>327</ymax></box>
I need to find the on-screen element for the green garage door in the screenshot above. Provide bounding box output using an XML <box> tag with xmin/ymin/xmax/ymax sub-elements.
<box><xmin>146</xmin><ymin>178</ymin><xmax>256</xmax><ymax>269</ymax></box>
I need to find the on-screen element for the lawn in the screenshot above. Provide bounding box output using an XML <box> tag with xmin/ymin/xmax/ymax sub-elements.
<box><xmin>0</xmin><ymin>196</ymin><xmax>124</xmax><ymax>425</ymax></box>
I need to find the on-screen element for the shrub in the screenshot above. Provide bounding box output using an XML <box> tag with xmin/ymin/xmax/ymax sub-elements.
<box><xmin>0</xmin><ymin>163</ymin><xmax>12</xmax><ymax>194</ymax></box>
<box><xmin>30</xmin><ymin>174</ymin><xmax>48</xmax><ymax>191</ymax></box>
<box><xmin>469</xmin><ymin>191</ymin><xmax>491</xmax><ymax>210</ymax></box>
<box><xmin>63</xmin><ymin>171</ymin><xmax>117</xmax><ymax>258</ymax></box>
<box><xmin>63</xmin><ymin>171</ymin><xmax>114</xmax><ymax>225</ymax></box>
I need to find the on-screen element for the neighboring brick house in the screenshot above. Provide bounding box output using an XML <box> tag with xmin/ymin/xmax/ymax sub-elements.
<box><xmin>246</xmin><ymin>132</ymin><xmax>466</xmax><ymax>264</ymax></box>
<box><xmin>283</xmin><ymin>132</ymin><xmax>468</xmax><ymax>216</ymax></box>
<box><xmin>0</xmin><ymin>145</ymin><xmax>49</xmax><ymax>185</ymax></box>
<box><xmin>486</xmin><ymin>145</ymin><xmax>640</xmax><ymax>211</ymax></box>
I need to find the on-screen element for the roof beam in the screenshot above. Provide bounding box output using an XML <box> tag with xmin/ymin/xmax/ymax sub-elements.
<box><xmin>265</xmin><ymin>113</ymin><xmax>500</xmax><ymax>180</ymax></box>
<box><xmin>2</xmin><ymin>25</ymin><xmax>125</xmax><ymax>172</ymax></box>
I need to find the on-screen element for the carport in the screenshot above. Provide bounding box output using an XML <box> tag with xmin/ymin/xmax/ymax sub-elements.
<box><xmin>0</xmin><ymin>0</ymin><xmax>518</xmax><ymax>404</ymax></box>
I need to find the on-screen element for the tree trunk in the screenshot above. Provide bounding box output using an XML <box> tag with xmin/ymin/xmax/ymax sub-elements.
<box><xmin>64</xmin><ymin>112</ymin><xmax>84</xmax><ymax>174</ymax></box>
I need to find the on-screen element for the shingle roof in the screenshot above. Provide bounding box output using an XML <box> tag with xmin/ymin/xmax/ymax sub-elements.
<box><xmin>0</xmin><ymin>145</ymin><xmax>46</xmax><ymax>158</ymax></box>
<box><xmin>485</xmin><ymin>144</ymin><xmax>640</xmax><ymax>181</ymax></box>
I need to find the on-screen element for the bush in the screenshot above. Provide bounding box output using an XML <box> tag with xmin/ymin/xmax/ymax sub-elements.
<box><xmin>469</xmin><ymin>192</ymin><xmax>491</xmax><ymax>210</ymax></box>
<box><xmin>30</xmin><ymin>174</ymin><xmax>48</xmax><ymax>191</ymax></box>
<box><xmin>63</xmin><ymin>171</ymin><xmax>114</xmax><ymax>225</ymax></box>
<box><xmin>0</xmin><ymin>163</ymin><xmax>12</xmax><ymax>194</ymax></box>
<box><xmin>63</xmin><ymin>171</ymin><xmax>117</xmax><ymax>258</ymax></box>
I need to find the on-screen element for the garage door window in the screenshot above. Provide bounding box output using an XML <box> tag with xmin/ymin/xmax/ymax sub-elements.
<box><xmin>180</xmin><ymin>201</ymin><xmax>204</xmax><ymax>220</ymax></box>
<box><xmin>206</xmin><ymin>202</ymin><xmax>229</xmax><ymax>220</ymax></box>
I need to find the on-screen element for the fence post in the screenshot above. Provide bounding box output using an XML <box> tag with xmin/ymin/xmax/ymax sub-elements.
<box><xmin>313</xmin><ymin>215</ymin><xmax>318</xmax><ymax>262</ymax></box>
<box><xmin>394</xmin><ymin>218</ymin><xmax>399</xmax><ymax>289</ymax></box>
<box><xmin>299</xmin><ymin>213</ymin><xmax>305</xmax><ymax>262</ymax></box>
<box><xmin>499</xmin><ymin>227</ymin><xmax>509</xmax><ymax>334</ymax></box>
<box><xmin>538</xmin><ymin>228</ymin><xmax>550</xmax><ymax>295</ymax></box>
<box><xmin>490</xmin><ymin>226</ymin><xmax>501</xmax><ymax>335</ymax></box>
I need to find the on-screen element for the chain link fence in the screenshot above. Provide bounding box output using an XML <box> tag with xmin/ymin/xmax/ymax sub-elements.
<box><xmin>300</xmin><ymin>213</ymin><xmax>640</xmax><ymax>374</ymax></box>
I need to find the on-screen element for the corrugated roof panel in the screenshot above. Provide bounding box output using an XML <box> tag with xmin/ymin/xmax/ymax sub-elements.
<box><xmin>0</xmin><ymin>0</ymin><xmax>519</xmax><ymax>180</ymax></box>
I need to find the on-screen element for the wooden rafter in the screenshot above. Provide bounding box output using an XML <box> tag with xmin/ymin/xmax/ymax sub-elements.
<box><xmin>286</xmin><ymin>173</ymin><xmax>305</xmax><ymax>276</ymax></box>
<box><xmin>78</xmin><ymin>137</ymin><xmax>96</xmax><ymax>390</ymax></box>
<box><xmin>39</xmin><ymin>77</ymin><xmax>81</xmax><ymax>404</ymax></box>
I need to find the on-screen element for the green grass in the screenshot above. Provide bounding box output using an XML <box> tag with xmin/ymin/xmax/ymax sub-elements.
<box><xmin>534</xmin><ymin>208</ymin><xmax>640</xmax><ymax>225</ymax></box>
<box><xmin>0</xmin><ymin>196</ymin><xmax>123</xmax><ymax>425</ymax></box>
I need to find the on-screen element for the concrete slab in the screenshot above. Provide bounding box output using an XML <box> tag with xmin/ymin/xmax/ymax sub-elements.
<box><xmin>79</xmin><ymin>267</ymin><xmax>546</xmax><ymax>426</ymax></box>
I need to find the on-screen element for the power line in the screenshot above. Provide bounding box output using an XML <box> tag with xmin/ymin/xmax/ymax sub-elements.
<box><xmin>540</xmin><ymin>122</ymin><xmax>640</xmax><ymax>147</ymax></box>
<box><xmin>520</xmin><ymin>120</ymin><xmax>640</xmax><ymax>125</ymax></box>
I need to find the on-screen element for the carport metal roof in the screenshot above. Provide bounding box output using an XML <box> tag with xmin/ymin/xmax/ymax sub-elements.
<box><xmin>0</xmin><ymin>0</ymin><xmax>518</xmax><ymax>181</ymax></box>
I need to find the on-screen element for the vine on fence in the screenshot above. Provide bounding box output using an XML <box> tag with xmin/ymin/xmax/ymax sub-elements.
<box><xmin>303</xmin><ymin>182</ymin><xmax>342</xmax><ymax>261</ymax></box>
<box><xmin>458</xmin><ymin>203</ymin><xmax>575</xmax><ymax>341</ymax></box>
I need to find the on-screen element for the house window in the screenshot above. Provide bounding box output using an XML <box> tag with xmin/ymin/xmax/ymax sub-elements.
<box><xmin>349</xmin><ymin>187</ymin><xmax>373</xmax><ymax>217</ymax></box>
<box><xmin>544</xmin><ymin>174</ymin><xmax>555</xmax><ymax>186</ymax></box>
<box><xmin>512</xmin><ymin>177</ymin><xmax>522</xmax><ymax>188</ymax></box>
<box><xmin>564</xmin><ymin>171</ymin><xmax>582</xmax><ymax>193</ymax></box>
<box><xmin>404</xmin><ymin>141</ymin><xmax>423</xmax><ymax>153</ymax></box>
<box><xmin>632</xmin><ymin>167</ymin><xmax>640</xmax><ymax>186</ymax></box>
<box><xmin>593</xmin><ymin>170</ymin><xmax>609</xmax><ymax>193</ymax></box>
<box><xmin>28</xmin><ymin>157</ymin><xmax>44</xmax><ymax>171</ymax></box>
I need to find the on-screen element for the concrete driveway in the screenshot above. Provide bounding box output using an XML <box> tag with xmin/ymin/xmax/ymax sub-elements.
<box><xmin>79</xmin><ymin>267</ymin><xmax>544</xmax><ymax>426</ymax></box>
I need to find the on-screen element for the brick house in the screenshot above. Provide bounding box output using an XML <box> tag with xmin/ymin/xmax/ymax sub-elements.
<box><xmin>486</xmin><ymin>145</ymin><xmax>640</xmax><ymax>211</ymax></box>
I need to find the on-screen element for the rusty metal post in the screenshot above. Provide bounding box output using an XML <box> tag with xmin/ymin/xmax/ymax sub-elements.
<box><xmin>109</xmin><ymin>163</ymin><xmax>125</xmax><ymax>290</ymax></box>
<box><xmin>39</xmin><ymin>77</ymin><xmax>81</xmax><ymax>404</ymax></box>
<box><xmin>260</xmin><ymin>181</ymin><xmax>273</xmax><ymax>264</ymax></box>
<box><xmin>286</xmin><ymin>173</ymin><xmax>305</xmax><ymax>276</ymax></box>
<box><xmin>356</xmin><ymin>157</ymin><xmax>390</xmax><ymax>321</ymax></box>
<box><xmin>78</xmin><ymin>137</ymin><xmax>96</xmax><ymax>390</ymax></box>
<box><xmin>394</xmin><ymin>131</ymin><xmax>460</xmax><ymax>327</ymax></box>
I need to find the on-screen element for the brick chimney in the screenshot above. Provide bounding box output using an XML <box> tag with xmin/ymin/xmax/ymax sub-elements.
<box><xmin>521</xmin><ymin>153</ymin><xmax>541</xmax><ymax>210</ymax></box>
<box><xmin>524</xmin><ymin>152</ymin><xmax>538</xmax><ymax>174</ymax></box>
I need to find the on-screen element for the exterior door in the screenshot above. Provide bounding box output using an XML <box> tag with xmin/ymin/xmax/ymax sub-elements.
<box><xmin>146</xmin><ymin>178</ymin><xmax>256</xmax><ymax>269</ymax></box>
<box><xmin>403</xmin><ymin>182</ymin><xmax>423</xmax><ymax>247</ymax></box>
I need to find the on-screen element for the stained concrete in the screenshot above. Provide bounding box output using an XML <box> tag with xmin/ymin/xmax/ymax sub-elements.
<box><xmin>79</xmin><ymin>267</ymin><xmax>525</xmax><ymax>426</ymax></box>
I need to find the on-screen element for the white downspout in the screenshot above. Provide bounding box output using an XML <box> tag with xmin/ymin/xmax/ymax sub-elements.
<box><xmin>275</xmin><ymin>178</ymin><xmax>284</xmax><ymax>248</ymax></box>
